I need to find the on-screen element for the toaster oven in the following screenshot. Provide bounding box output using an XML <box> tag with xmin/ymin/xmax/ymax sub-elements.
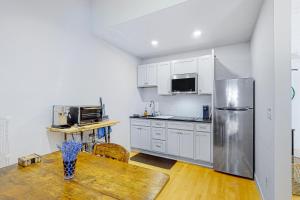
<box><xmin>52</xmin><ymin>105</ymin><xmax>103</xmax><ymax>127</ymax></box>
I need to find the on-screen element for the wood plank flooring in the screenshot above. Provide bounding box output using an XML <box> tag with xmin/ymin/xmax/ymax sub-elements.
<box><xmin>129</xmin><ymin>152</ymin><xmax>261</xmax><ymax>200</ymax></box>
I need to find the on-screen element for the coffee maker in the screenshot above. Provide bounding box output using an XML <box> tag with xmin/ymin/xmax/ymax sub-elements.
<box><xmin>202</xmin><ymin>105</ymin><xmax>210</xmax><ymax>120</ymax></box>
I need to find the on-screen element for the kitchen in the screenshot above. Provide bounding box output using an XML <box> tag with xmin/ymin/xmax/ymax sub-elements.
<box><xmin>130</xmin><ymin>45</ymin><xmax>254</xmax><ymax>178</ymax></box>
<box><xmin>0</xmin><ymin>0</ymin><xmax>292</xmax><ymax>200</ymax></box>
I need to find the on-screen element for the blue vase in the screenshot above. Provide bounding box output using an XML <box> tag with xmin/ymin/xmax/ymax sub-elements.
<box><xmin>63</xmin><ymin>159</ymin><xmax>77</xmax><ymax>180</ymax></box>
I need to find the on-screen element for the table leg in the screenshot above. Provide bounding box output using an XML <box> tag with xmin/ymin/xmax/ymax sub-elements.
<box><xmin>80</xmin><ymin>132</ymin><xmax>83</xmax><ymax>142</ymax></box>
<box><xmin>104</xmin><ymin>128</ymin><xmax>107</xmax><ymax>143</ymax></box>
<box><xmin>92</xmin><ymin>129</ymin><xmax>95</xmax><ymax>144</ymax></box>
<box><xmin>64</xmin><ymin>133</ymin><xmax>67</xmax><ymax>141</ymax></box>
<box><xmin>108</xmin><ymin>126</ymin><xmax>111</xmax><ymax>143</ymax></box>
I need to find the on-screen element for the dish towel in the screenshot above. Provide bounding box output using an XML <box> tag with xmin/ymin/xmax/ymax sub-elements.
<box><xmin>97</xmin><ymin>128</ymin><xmax>106</xmax><ymax>139</ymax></box>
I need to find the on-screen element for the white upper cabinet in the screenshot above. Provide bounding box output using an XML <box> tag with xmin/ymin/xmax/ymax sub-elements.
<box><xmin>138</xmin><ymin>65</ymin><xmax>147</xmax><ymax>87</ymax></box>
<box><xmin>137</xmin><ymin>64</ymin><xmax>157</xmax><ymax>87</ymax></box>
<box><xmin>197</xmin><ymin>55</ymin><xmax>214</xmax><ymax>94</ymax></box>
<box><xmin>157</xmin><ymin>62</ymin><xmax>172</xmax><ymax>95</ymax></box>
<box><xmin>147</xmin><ymin>64</ymin><xmax>158</xmax><ymax>86</ymax></box>
<box><xmin>172</xmin><ymin>58</ymin><xmax>198</xmax><ymax>75</ymax></box>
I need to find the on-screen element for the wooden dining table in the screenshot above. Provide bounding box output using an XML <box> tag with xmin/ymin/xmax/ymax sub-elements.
<box><xmin>0</xmin><ymin>152</ymin><xmax>169</xmax><ymax>200</ymax></box>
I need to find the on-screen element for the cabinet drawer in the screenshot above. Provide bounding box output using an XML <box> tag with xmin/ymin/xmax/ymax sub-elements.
<box><xmin>151</xmin><ymin>120</ymin><xmax>166</xmax><ymax>128</ymax></box>
<box><xmin>131</xmin><ymin>119</ymin><xmax>150</xmax><ymax>127</ymax></box>
<box><xmin>195</xmin><ymin>123</ymin><xmax>211</xmax><ymax>132</ymax></box>
<box><xmin>151</xmin><ymin>139</ymin><xmax>166</xmax><ymax>153</ymax></box>
<box><xmin>167</xmin><ymin>121</ymin><xmax>194</xmax><ymax>131</ymax></box>
<box><xmin>151</xmin><ymin>127</ymin><xmax>166</xmax><ymax>140</ymax></box>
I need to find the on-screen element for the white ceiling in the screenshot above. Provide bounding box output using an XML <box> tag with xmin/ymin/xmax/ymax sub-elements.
<box><xmin>93</xmin><ymin>0</ymin><xmax>263</xmax><ymax>59</ymax></box>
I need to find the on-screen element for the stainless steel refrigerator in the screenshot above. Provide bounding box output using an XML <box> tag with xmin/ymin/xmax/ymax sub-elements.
<box><xmin>213</xmin><ymin>78</ymin><xmax>254</xmax><ymax>179</ymax></box>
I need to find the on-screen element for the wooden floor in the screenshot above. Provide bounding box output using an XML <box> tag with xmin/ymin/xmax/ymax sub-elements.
<box><xmin>293</xmin><ymin>157</ymin><xmax>300</xmax><ymax>200</ymax></box>
<box><xmin>129</xmin><ymin>152</ymin><xmax>261</xmax><ymax>200</ymax></box>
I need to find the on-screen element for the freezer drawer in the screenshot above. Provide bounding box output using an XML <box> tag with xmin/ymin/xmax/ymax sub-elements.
<box><xmin>213</xmin><ymin>109</ymin><xmax>254</xmax><ymax>179</ymax></box>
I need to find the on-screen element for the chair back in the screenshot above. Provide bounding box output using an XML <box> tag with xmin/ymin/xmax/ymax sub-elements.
<box><xmin>93</xmin><ymin>143</ymin><xmax>129</xmax><ymax>163</ymax></box>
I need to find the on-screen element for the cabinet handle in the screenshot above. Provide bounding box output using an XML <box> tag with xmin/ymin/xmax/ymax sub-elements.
<box><xmin>155</xmin><ymin>145</ymin><xmax>161</xmax><ymax>148</ymax></box>
<box><xmin>155</xmin><ymin>132</ymin><xmax>161</xmax><ymax>135</ymax></box>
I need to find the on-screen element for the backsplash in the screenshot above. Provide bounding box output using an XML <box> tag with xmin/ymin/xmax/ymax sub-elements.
<box><xmin>138</xmin><ymin>88</ymin><xmax>212</xmax><ymax>118</ymax></box>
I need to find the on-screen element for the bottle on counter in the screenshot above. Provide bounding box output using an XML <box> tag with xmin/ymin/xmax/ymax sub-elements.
<box><xmin>144</xmin><ymin>108</ymin><xmax>148</xmax><ymax>117</ymax></box>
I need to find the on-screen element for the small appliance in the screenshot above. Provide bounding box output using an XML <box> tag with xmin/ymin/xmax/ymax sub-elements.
<box><xmin>52</xmin><ymin>105</ymin><xmax>103</xmax><ymax>127</ymax></box>
<box><xmin>171</xmin><ymin>73</ymin><xmax>198</xmax><ymax>94</ymax></box>
<box><xmin>202</xmin><ymin>105</ymin><xmax>210</xmax><ymax>120</ymax></box>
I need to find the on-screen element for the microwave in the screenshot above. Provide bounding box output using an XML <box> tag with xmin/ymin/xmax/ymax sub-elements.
<box><xmin>171</xmin><ymin>73</ymin><xmax>198</xmax><ymax>94</ymax></box>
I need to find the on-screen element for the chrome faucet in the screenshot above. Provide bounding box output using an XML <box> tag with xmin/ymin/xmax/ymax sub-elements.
<box><xmin>150</xmin><ymin>100</ymin><xmax>156</xmax><ymax>117</ymax></box>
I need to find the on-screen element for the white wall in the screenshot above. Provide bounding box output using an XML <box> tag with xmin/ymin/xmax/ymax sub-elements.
<box><xmin>251</xmin><ymin>0</ymin><xmax>291</xmax><ymax>199</ymax></box>
<box><xmin>214</xmin><ymin>43</ymin><xmax>252</xmax><ymax>79</ymax></box>
<box><xmin>273</xmin><ymin>0</ymin><xmax>291</xmax><ymax>199</ymax></box>
<box><xmin>0</xmin><ymin>0</ymin><xmax>143</xmax><ymax>164</ymax></box>
<box><xmin>292</xmin><ymin>0</ymin><xmax>300</xmax><ymax>156</ymax></box>
<box><xmin>251</xmin><ymin>1</ymin><xmax>275</xmax><ymax>199</ymax></box>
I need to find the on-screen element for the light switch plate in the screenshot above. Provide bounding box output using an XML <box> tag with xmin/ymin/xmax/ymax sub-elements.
<box><xmin>267</xmin><ymin>108</ymin><xmax>272</xmax><ymax>120</ymax></box>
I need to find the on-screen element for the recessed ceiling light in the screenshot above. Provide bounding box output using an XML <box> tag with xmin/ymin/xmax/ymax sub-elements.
<box><xmin>193</xmin><ymin>30</ymin><xmax>202</xmax><ymax>38</ymax></box>
<box><xmin>151</xmin><ymin>40</ymin><xmax>159</xmax><ymax>47</ymax></box>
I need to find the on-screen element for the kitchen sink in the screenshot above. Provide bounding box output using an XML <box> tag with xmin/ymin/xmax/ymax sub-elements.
<box><xmin>143</xmin><ymin>115</ymin><xmax>174</xmax><ymax>119</ymax></box>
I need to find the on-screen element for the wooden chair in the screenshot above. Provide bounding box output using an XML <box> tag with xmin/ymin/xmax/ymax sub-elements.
<box><xmin>93</xmin><ymin>143</ymin><xmax>129</xmax><ymax>163</ymax></box>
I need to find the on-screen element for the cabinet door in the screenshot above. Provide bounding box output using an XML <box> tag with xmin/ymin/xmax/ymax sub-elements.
<box><xmin>157</xmin><ymin>62</ymin><xmax>172</xmax><ymax>95</ymax></box>
<box><xmin>179</xmin><ymin>130</ymin><xmax>194</xmax><ymax>159</ymax></box>
<box><xmin>131</xmin><ymin>126</ymin><xmax>141</xmax><ymax>149</ymax></box>
<box><xmin>139</xmin><ymin>127</ymin><xmax>151</xmax><ymax>150</ymax></box>
<box><xmin>167</xmin><ymin>129</ymin><xmax>180</xmax><ymax>156</ymax></box>
<box><xmin>137</xmin><ymin>65</ymin><xmax>148</xmax><ymax>87</ymax></box>
<box><xmin>172</xmin><ymin>58</ymin><xmax>197</xmax><ymax>75</ymax></box>
<box><xmin>147</xmin><ymin>64</ymin><xmax>157</xmax><ymax>86</ymax></box>
<box><xmin>194</xmin><ymin>132</ymin><xmax>211</xmax><ymax>162</ymax></box>
<box><xmin>198</xmin><ymin>55</ymin><xmax>214</xmax><ymax>94</ymax></box>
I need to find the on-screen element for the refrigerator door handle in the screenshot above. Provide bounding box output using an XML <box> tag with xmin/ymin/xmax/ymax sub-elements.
<box><xmin>216</xmin><ymin>107</ymin><xmax>251</xmax><ymax>111</ymax></box>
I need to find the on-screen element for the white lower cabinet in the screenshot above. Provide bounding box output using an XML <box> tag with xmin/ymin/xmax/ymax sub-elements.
<box><xmin>167</xmin><ymin>129</ymin><xmax>194</xmax><ymax>159</ymax></box>
<box><xmin>167</xmin><ymin>129</ymin><xmax>180</xmax><ymax>156</ymax></box>
<box><xmin>131</xmin><ymin>119</ymin><xmax>212</xmax><ymax>165</ymax></box>
<box><xmin>194</xmin><ymin>132</ymin><xmax>211</xmax><ymax>162</ymax></box>
<box><xmin>131</xmin><ymin>126</ymin><xmax>151</xmax><ymax>150</ymax></box>
<box><xmin>180</xmin><ymin>130</ymin><xmax>194</xmax><ymax>159</ymax></box>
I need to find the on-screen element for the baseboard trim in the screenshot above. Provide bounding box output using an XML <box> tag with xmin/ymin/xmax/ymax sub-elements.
<box><xmin>255</xmin><ymin>174</ymin><xmax>265</xmax><ymax>200</ymax></box>
<box><xmin>131</xmin><ymin>148</ymin><xmax>213</xmax><ymax>168</ymax></box>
